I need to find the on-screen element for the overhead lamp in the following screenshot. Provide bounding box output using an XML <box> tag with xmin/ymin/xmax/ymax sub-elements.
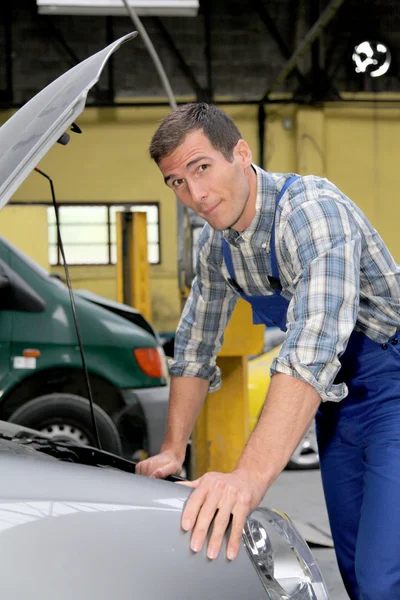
<box><xmin>36</xmin><ymin>0</ymin><xmax>199</xmax><ymax>17</ymax></box>
<box><xmin>352</xmin><ymin>41</ymin><xmax>391</xmax><ymax>78</ymax></box>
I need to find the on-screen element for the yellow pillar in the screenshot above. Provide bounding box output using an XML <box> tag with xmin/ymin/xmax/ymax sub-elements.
<box><xmin>191</xmin><ymin>300</ymin><xmax>264</xmax><ymax>478</ymax></box>
<box><xmin>116</xmin><ymin>211</ymin><xmax>152</xmax><ymax>322</ymax></box>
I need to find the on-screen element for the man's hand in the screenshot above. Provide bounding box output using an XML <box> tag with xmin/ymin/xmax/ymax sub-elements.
<box><xmin>136</xmin><ymin>449</ymin><xmax>183</xmax><ymax>479</ymax></box>
<box><xmin>178</xmin><ymin>470</ymin><xmax>265</xmax><ymax>561</ymax></box>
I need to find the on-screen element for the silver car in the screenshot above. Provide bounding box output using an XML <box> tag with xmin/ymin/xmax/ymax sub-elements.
<box><xmin>0</xmin><ymin>32</ymin><xmax>329</xmax><ymax>600</ymax></box>
<box><xmin>0</xmin><ymin>421</ymin><xmax>327</xmax><ymax>599</ymax></box>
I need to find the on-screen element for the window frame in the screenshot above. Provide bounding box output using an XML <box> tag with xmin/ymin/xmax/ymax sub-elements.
<box><xmin>9</xmin><ymin>201</ymin><xmax>161</xmax><ymax>266</ymax></box>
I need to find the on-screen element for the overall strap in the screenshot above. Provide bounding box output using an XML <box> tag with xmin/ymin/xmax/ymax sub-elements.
<box><xmin>222</xmin><ymin>237</ymin><xmax>235</xmax><ymax>280</ymax></box>
<box><xmin>223</xmin><ymin>174</ymin><xmax>301</xmax><ymax>285</ymax></box>
<box><xmin>270</xmin><ymin>175</ymin><xmax>301</xmax><ymax>280</ymax></box>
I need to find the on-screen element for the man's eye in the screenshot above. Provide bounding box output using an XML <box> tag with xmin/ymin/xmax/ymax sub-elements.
<box><xmin>173</xmin><ymin>179</ymin><xmax>184</xmax><ymax>188</ymax></box>
<box><xmin>198</xmin><ymin>164</ymin><xmax>209</xmax><ymax>172</ymax></box>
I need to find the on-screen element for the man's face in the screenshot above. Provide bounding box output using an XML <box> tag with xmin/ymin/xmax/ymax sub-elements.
<box><xmin>158</xmin><ymin>129</ymin><xmax>255</xmax><ymax>231</ymax></box>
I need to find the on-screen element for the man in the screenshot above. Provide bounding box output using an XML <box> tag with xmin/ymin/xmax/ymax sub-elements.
<box><xmin>136</xmin><ymin>103</ymin><xmax>400</xmax><ymax>600</ymax></box>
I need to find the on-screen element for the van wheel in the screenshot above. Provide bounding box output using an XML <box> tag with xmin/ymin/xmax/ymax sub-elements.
<box><xmin>8</xmin><ymin>393</ymin><xmax>122</xmax><ymax>455</ymax></box>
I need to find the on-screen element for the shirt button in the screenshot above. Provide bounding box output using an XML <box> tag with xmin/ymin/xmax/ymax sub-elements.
<box><xmin>261</xmin><ymin>243</ymin><xmax>267</xmax><ymax>249</ymax></box>
<box><xmin>381</xmin><ymin>343</ymin><xmax>388</xmax><ymax>350</ymax></box>
<box><xmin>391</xmin><ymin>338</ymin><xmax>398</xmax><ymax>346</ymax></box>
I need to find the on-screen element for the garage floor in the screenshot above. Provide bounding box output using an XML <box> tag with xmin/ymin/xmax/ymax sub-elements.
<box><xmin>262</xmin><ymin>470</ymin><xmax>349</xmax><ymax>600</ymax></box>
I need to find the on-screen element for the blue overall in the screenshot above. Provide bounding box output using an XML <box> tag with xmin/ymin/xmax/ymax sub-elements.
<box><xmin>223</xmin><ymin>177</ymin><xmax>400</xmax><ymax>600</ymax></box>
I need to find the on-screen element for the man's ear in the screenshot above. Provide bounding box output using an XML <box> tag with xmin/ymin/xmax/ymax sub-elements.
<box><xmin>234</xmin><ymin>139</ymin><xmax>253</xmax><ymax>168</ymax></box>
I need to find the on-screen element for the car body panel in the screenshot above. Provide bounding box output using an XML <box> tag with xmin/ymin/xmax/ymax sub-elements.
<box><xmin>75</xmin><ymin>289</ymin><xmax>159</xmax><ymax>339</ymax></box>
<box><xmin>0</xmin><ymin>448</ymin><xmax>267</xmax><ymax>600</ymax></box>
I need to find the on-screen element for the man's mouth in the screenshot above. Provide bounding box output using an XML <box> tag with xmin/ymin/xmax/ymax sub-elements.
<box><xmin>202</xmin><ymin>201</ymin><xmax>221</xmax><ymax>216</ymax></box>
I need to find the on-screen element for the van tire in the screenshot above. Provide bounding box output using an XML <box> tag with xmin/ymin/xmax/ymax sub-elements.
<box><xmin>8</xmin><ymin>393</ymin><xmax>122</xmax><ymax>455</ymax></box>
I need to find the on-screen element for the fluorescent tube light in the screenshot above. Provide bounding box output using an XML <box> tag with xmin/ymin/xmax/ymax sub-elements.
<box><xmin>37</xmin><ymin>0</ymin><xmax>199</xmax><ymax>17</ymax></box>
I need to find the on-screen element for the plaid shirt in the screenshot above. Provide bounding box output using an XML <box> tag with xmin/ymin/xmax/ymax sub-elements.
<box><xmin>170</xmin><ymin>165</ymin><xmax>400</xmax><ymax>402</ymax></box>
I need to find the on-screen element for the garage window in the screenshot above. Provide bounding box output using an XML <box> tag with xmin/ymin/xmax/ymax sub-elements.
<box><xmin>48</xmin><ymin>203</ymin><xmax>160</xmax><ymax>266</ymax></box>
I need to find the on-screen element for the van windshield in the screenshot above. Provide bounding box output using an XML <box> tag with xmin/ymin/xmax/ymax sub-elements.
<box><xmin>0</xmin><ymin>236</ymin><xmax>64</xmax><ymax>287</ymax></box>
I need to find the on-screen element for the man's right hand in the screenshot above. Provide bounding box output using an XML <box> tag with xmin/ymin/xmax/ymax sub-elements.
<box><xmin>135</xmin><ymin>376</ymin><xmax>209</xmax><ymax>479</ymax></box>
<box><xmin>135</xmin><ymin>449</ymin><xmax>183</xmax><ymax>479</ymax></box>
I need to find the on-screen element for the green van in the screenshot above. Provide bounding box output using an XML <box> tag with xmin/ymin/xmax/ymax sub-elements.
<box><xmin>0</xmin><ymin>235</ymin><xmax>169</xmax><ymax>459</ymax></box>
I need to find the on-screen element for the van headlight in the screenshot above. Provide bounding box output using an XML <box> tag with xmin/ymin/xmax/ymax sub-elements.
<box><xmin>243</xmin><ymin>507</ymin><xmax>329</xmax><ymax>600</ymax></box>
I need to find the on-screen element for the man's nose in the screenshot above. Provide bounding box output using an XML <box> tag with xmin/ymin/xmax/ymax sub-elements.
<box><xmin>188</xmin><ymin>179</ymin><xmax>208</xmax><ymax>205</ymax></box>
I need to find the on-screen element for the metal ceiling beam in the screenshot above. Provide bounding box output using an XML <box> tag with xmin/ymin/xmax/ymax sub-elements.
<box><xmin>304</xmin><ymin>0</ymin><xmax>341</xmax><ymax>101</ymax></box>
<box><xmin>152</xmin><ymin>16</ymin><xmax>206</xmax><ymax>101</ymax></box>
<box><xmin>252</xmin><ymin>0</ymin><xmax>310</xmax><ymax>92</ymax></box>
<box><xmin>326</xmin><ymin>32</ymin><xmax>353</xmax><ymax>83</ymax></box>
<box><xmin>40</xmin><ymin>18</ymin><xmax>82</xmax><ymax>67</ymax></box>
<box><xmin>122</xmin><ymin>0</ymin><xmax>177</xmax><ymax>110</ymax></box>
<box><xmin>323</xmin><ymin>3</ymin><xmax>356</xmax><ymax>88</ymax></box>
<box><xmin>310</xmin><ymin>0</ymin><xmax>321</xmax><ymax>87</ymax></box>
<box><xmin>106</xmin><ymin>16</ymin><xmax>115</xmax><ymax>103</ymax></box>
<box><xmin>261</xmin><ymin>0</ymin><xmax>348</xmax><ymax>102</ymax></box>
<box><xmin>203</xmin><ymin>0</ymin><xmax>213</xmax><ymax>102</ymax></box>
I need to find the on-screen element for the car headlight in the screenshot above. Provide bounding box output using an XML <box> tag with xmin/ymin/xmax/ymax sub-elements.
<box><xmin>243</xmin><ymin>507</ymin><xmax>329</xmax><ymax>600</ymax></box>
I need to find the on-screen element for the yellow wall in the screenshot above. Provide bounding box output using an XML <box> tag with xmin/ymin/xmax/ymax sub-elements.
<box><xmin>266</xmin><ymin>102</ymin><xmax>400</xmax><ymax>260</ymax></box>
<box><xmin>0</xmin><ymin>205</ymin><xmax>49</xmax><ymax>269</ymax></box>
<box><xmin>324</xmin><ymin>105</ymin><xmax>400</xmax><ymax>258</ymax></box>
<box><xmin>1</xmin><ymin>98</ymin><xmax>399</xmax><ymax>333</ymax></box>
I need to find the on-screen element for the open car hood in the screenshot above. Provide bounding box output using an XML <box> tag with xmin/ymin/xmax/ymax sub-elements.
<box><xmin>0</xmin><ymin>31</ymin><xmax>137</xmax><ymax>209</ymax></box>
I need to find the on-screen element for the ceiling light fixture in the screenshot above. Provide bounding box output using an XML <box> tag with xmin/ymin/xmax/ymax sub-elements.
<box><xmin>36</xmin><ymin>0</ymin><xmax>199</xmax><ymax>17</ymax></box>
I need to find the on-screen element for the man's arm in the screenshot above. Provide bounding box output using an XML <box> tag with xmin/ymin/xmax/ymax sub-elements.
<box><xmin>179</xmin><ymin>372</ymin><xmax>321</xmax><ymax>560</ymax></box>
<box><xmin>136</xmin><ymin>375</ymin><xmax>209</xmax><ymax>477</ymax></box>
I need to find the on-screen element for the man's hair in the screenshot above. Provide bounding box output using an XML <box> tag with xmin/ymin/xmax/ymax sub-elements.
<box><xmin>149</xmin><ymin>103</ymin><xmax>242</xmax><ymax>163</ymax></box>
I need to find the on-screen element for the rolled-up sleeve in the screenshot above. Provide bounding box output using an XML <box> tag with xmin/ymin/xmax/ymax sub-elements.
<box><xmin>169</xmin><ymin>230</ymin><xmax>238</xmax><ymax>392</ymax></box>
<box><xmin>271</xmin><ymin>193</ymin><xmax>362</xmax><ymax>401</ymax></box>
